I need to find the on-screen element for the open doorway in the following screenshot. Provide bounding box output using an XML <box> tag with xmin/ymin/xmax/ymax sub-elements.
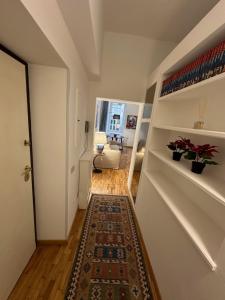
<box><xmin>91</xmin><ymin>98</ymin><xmax>141</xmax><ymax>195</ymax></box>
<box><xmin>130</xmin><ymin>83</ymin><xmax>156</xmax><ymax>202</ymax></box>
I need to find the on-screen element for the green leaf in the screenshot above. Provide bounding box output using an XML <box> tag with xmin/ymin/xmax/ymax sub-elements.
<box><xmin>184</xmin><ymin>151</ymin><xmax>196</xmax><ymax>160</ymax></box>
<box><xmin>204</xmin><ymin>160</ymin><xmax>218</xmax><ymax>165</ymax></box>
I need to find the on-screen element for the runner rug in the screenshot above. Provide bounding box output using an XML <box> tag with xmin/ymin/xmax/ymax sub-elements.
<box><xmin>65</xmin><ymin>194</ymin><xmax>153</xmax><ymax>300</ymax></box>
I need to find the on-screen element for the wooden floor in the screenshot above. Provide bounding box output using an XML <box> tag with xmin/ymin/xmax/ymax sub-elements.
<box><xmin>91</xmin><ymin>168</ymin><xmax>130</xmax><ymax>195</ymax></box>
<box><xmin>9</xmin><ymin>210</ymin><xmax>160</xmax><ymax>300</ymax></box>
<box><xmin>9</xmin><ymin>146</ymin><xmax>161</xmax><ymax>299</ymax></box>
<box><xmin>131</xmin><ymin>170</ymin><xmax>141</xmax><ymax>202</ymax></box>
<box><xmin>9</xmin><ymin>211</ymin><xmax>85</xmax><ymax>300</ymax></box>
<box><xmin>91</xmin><ymin>146</ymin><xmax>132</xmax><ymax>195</ymax></box>
<box><xmin>119</xmin><ymin>146</ymin><xmax>132</xmax><ymax>170</ymax></box>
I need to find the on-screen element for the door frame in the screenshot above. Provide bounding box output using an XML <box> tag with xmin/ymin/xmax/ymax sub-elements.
<box><xmin>0</xmin><ymin>43</ymin><xmax>37</xmax><ymax>243</ymax></box>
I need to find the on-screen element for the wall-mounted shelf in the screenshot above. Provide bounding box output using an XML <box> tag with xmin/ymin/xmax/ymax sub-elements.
<box><xmin>149</xmin><ymin>149</ymin><xmax>225</xmax><ymax>207</ymax></box>
<box><xmin>153</xmin><ymin>125</ymin><xmax>225</xmax><ymax>139</ymax></box>
<box><xmin>143</xmin><ymin>170</ymin><xmax>217</xmax><ymax>271</ymax></box>
<box><xmin>158</xmin><ymin>72</ymin><xmax>225</xmax><ymax>102</ymax></box>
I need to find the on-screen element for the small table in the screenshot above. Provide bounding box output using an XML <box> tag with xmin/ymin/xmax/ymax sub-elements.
<box><xmin>107</xmin><ymin>134</ymin><xmax>125</xmax><ymax>150</ymax></box>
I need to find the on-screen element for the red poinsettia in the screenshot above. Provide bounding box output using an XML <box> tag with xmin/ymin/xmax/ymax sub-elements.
<box><xmin>167</xmin><ymin>137</ymin><xmax>193</xmax><ymax>153</ymax></box>
<box><xmin>185</xmin><ymin>144</ymin><xmax>218</xmax><ymax>165</ymax></box>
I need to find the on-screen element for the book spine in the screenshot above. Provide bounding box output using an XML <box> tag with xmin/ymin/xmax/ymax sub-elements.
<box><xmin>160</xmin><ymin>39</ymin><xmax>225</xmax><ymax>97</ymax></box>
<box><xmin>212</xmin><ymin>43</ymin><xmax>221</xmax><ymax>75</ymax></box>
<box><xmin>186</xmin><ymin>61</ymin><xmax>194</xmax><ymax>86</ymax></box>
<box><xmin>173</xmin><ymin>71</ymin><xmax>178</xmax><ymax>92</ymax></box>
<box><xmin>164</xmin><ymin>76</ymin><xmax>172</xmax><ymax>95</ymax></box>
<box><xmin>208</xmin><ymin>45</ymin><xmax>217</xmax><ymax>78</ymax></box>
<box><xmin>201</xmin><ymin>49</ymin><xmax>212</xmax><ymax>80</ymax></box>
<box><xmin>214</xmin><ymin>40</ymin><xmax>225</xmax><ymax>75</ymax></box>
<box><xmin>161</xmin><ymin>80</ymin><xmax>165</xmax><ymax>96</ymax></box>
<box><xmin>181</xmin><ymin>65</ymin><xmax>188</xmax><ymax>89</ymax></box>
<box><xmin>183</xmin><ymin>63</ymin><xmax>189</xmax><ymax>88</ymax></box>
<box><xmin>164</xmin><ymin>77</ymin><xmax>169</xmax><ymax>95</ymax></box>
<box><xmin>191</xmin><ymin>59</ymin><xmax>198</xmax><ymax>85</ymax></box>
<box><xmin>194</xmin><ymin>55</ymin><xmax>202</xmax><ymax>84</ymax></box>
<box><xmin>178</xmin><ymin>67</ymin><xmax>184</xmax><ymax>90</ymax></box>
<box><xmin>221</xmin><ymin>40</ymin><xmax>225</xmax><ymax>73</ymax></box>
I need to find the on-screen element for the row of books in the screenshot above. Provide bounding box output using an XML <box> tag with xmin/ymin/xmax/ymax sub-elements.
<box><xmin>161</xmin><ymin>39</ymin><xmax>225</xmax><ymax>97</ymax></box>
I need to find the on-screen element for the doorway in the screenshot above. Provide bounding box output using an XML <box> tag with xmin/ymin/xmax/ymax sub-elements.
<box><xmin>130</xmin><ymin>83</ymin><xmax>156</xmax><ymax>202</ymax></box>
<box><xmin>0</xmin><ymin>45</ymin><xmax>36</xmax><ymax>300</ymax></box>
<box><xmin>91</xmin><ymin>97</ymin><xmax>141</xmax><ymax>195</ymax></box>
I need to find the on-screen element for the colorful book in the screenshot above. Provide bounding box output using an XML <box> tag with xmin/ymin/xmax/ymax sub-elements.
<box><xmin>161</xmin><ymin>39</ymin><xmax>225</xmax><ymax>97</ymax></box>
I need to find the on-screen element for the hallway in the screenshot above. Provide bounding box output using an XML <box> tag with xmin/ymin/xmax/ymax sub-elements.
<box><xmin>9</xmin><ymin>201</ymin><xmax>160</xmax><ymax>300</ymax></box>
<box><xmin>1</xmin><ymin>1</ymin><xmax>224</xmax><ymax>299</ymax></box>
<box><xmin>91</xmin><ymin>147</ymin><xmax>132</xmax><ymax>196</ymax></box>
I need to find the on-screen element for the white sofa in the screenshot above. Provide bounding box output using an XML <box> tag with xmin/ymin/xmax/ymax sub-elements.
<box><xmin>94</xmin><ymin>132</ymin><xmax>121</xmax><ymax>169</ymax></box>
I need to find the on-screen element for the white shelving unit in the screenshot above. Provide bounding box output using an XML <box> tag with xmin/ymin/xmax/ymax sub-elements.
<box><xmin>158</xmin><ymin>72</ymin><xmax>225</xmax><ymax>102</ymax></box>
<box><xmin>143</xmin><ymin>170</ymin><xmax>218</xmax><ymax>271</ymax></box>
<box><xmin>135</xmin><ymin>4</ymin><xmax>225</xmax><ymax>298</ymax></box>
<box><xmin>153</xmin><ymin>125</ymin><xmax>225</xmax><ymax>139</ymax></box>
<box><xmin>149</xmin><ymin>149</ymin><xmax>225</xmax><ymax>206</ymax></box>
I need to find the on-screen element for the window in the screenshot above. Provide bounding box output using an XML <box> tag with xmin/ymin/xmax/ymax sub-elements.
<box><xmin>106</xmin><ymin>102</ymin><xmax>125</xmax><ymax>134</ymax></box>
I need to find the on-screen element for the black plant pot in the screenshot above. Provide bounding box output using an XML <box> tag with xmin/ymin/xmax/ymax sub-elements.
<box><xmin>172</xmin><ymin>152</ymin><xmax>183</xmax><ymax>161</ymax></box>
<box><xmin>191</xmin><ymin>161</ymin><xmax>206</xmax><ymax>174</ymax></box>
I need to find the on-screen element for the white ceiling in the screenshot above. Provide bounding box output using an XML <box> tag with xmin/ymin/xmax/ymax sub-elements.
<box><xmin>103</xmin><ymin>0</ymin><xmax>220</xmax><ymax>42</ymax></box>
<box><xmin>57</xmin><ymin>0</ymin><xmax>103</xmax><ymax>78</ymax></box>
<box><xmin>0</xmin><ymin>0</ymin><xmax>65</xmax><ymax>67</ymax></box>
<box><xmin>57</xmin><ymin>0</ymin><xmax>100</xmax><ymax>77</ymax></box>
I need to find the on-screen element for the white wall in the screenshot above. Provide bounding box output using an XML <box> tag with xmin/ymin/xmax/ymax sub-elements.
<box><xmin>29</xmin><ymin>65</ymin><xmax>67</xmax><ymax>240</ymax></box>
<box><xmin>139</xmin><ymin>122</ymin><xmax>149</xmax><ymax>143</ymax></box>
<box><xmin>123</xmin><ymin>103</ymin><xmax>139</xmax><ymax>147</ymax></box>
<box><xmin>91</xmin><ymin>32</ymin><xmax>175</xmax><ymax>101</ymax></box>
<box><xmin>21</xmin><ymin>0</ymin><xmax>89</xmax><ymax>238</ymax></box>
<box><xmin>127</xmin><ymin>104</ymin><xmax>144</xmax><ymax>189</ymax></box>
<box><xmin>88</xmin><ymin>32</ymin><xmax>176</xmax><ymax>148</ymax></box>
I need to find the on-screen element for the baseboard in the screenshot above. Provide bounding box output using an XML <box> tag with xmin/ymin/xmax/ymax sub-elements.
<box><xmin>128</xmin><ymin>188</ymin><xmax>135</xmax><ymax>208</ymax></box>
<box><xmin>37</xmin><ymin>208</ymin><xmax>87</xmax><ymax>247</ymax></box>
<box><xmin>37</xmin><ymin>240</ymin><xmax>68</xmax><ymax>246</ymax></box>
<box><xmin>134</xmin><ymin>214</ymin><xmax>162</xmax><ymax>300</ymax></box>
<box><xmin>127</xmin><ymin>194</ymin><xmax>161</xmax><ymax>300</ymax></box>
<box><xmin>67</xmin><ymin>208</ymin><xmax>87</xmax><ymax>239</ymax></box>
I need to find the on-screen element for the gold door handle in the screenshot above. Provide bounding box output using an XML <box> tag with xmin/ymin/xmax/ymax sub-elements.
<box><xmin>23</xmin><ymin>165</ymin><xmax>32</xmax><ymax>182</ymax></box>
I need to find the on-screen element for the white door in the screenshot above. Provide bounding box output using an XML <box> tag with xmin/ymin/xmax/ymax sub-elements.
<box><xmin>0</xmin><ymin>48</ymin><xmax>36</xmax><ymax>299</ymax></box>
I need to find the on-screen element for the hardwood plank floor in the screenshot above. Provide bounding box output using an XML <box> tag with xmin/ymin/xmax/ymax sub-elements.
<box><xmin>131</xmin><ymin>170</ymin><xmax>141</xmax><ymax>202</ymax></box>
<box><xmin>91</xmin><ymin>146</ymin><xmax>132</xmax><ymax>195</ymax></box>
<box><xmin>8</xmin><ymin>210</ymin><xmax>85</xmax><ymax>300</ymax></box>
<box><xmin>91</xmin><ymin>168</ymin><xmax>130</xmax><ymax>195</ymax></box>
<box><xmin>9</xmin><ymin>146</ymin><xmax>161</xmax><ymax>300</ymax></box>
<box><xmin>119</xmin><ymin>146</ymin><xmax>132</xmax><ymax>170</ymax></box>
<box><xmin>9</xmin><ymin>207</ymin><xmax>160</xmax><ymax>300</ymax></box>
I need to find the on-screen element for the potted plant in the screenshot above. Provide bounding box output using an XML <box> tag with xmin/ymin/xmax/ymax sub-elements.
<box><xmin>184</xmin><ymin>144</ymin><xmax>218</xmax><ymax>174</ymax></box>
<box><xmin>167</xmin><ymin>137</ymin><xmax>192</xmax><ymax>161</ymax></box>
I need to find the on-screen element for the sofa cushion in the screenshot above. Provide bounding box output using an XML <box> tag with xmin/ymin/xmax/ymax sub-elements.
<box><xmin>94</xmin><ymin>148</ymin><xmax>121</xmax><ymax>169</ymax></box>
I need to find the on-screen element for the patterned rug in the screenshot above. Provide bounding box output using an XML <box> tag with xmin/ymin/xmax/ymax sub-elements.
<box><xmin>65</xmin><ymin>194</ymin><xmax>153</xmax><ymax>300</ymax></box>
